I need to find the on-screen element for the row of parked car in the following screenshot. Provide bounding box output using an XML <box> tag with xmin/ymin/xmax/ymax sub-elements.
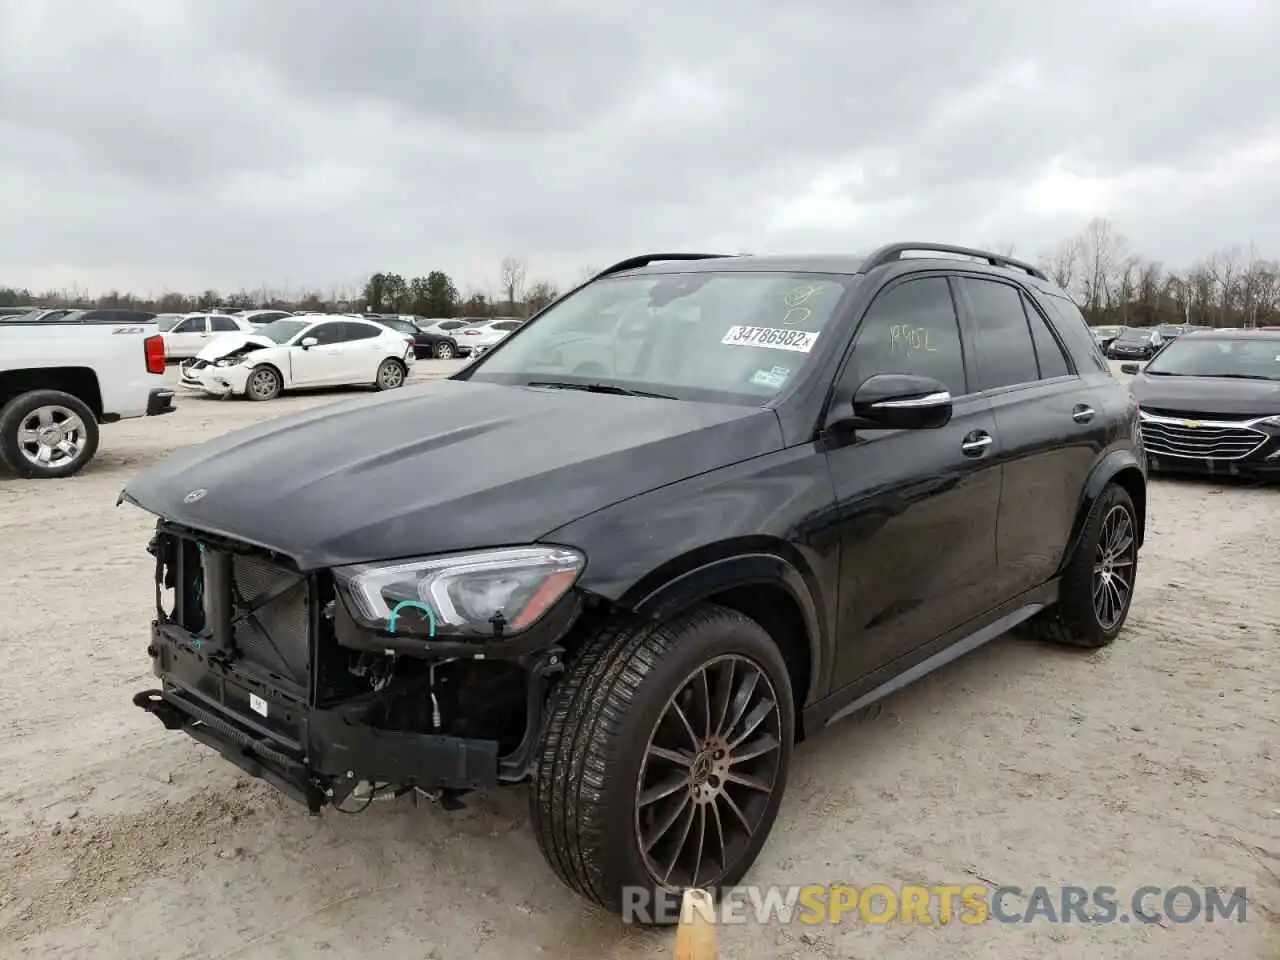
<box><xmin>1089</xmin><ymin>322</ymin><xmax>1208</xmax><ymax>360</ymax></box>
<box><xmin>1091</xmin><ymin>321</ymin><xmax>1280</xmax><ymax>360</ymax></box>
<box><xmin>155</xmin><ymin>309</ymin><xmax>524</xmax><ymax>362</ymax></box>
<box><xmin>0</xmin><ymin>306</ymin><xmax>529</xmax><ymax>477</ymax></box>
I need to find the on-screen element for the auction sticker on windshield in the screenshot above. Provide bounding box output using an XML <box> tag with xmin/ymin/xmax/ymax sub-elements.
<box><xmin>722</xmin><ymin>325</ymin><xmax>820</xmax><ymax>352</ymax></box>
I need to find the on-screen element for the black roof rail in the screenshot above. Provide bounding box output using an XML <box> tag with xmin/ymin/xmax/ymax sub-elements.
<box><xmin>590</xmin><ymin>252</ymin><xmax>736</xmax><ymax>281</ymax></box>
<box><xmin>859</xmin><ymin>242</ymin><xmax>1048</xmax><ymax>281</ymax></box>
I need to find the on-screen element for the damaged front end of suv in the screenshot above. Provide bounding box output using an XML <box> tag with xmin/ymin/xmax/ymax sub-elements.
<box><xmin>133</xmin><ymin>519</ymin><xmax>584</xmax><ymax>813</ymax></box>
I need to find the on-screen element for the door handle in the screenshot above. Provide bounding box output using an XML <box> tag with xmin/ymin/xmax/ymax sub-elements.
<box><xmin>1072</xmin><ymin>404</ymin><xmax>1096</xmax><ymax>423</ymax></box>
<box><xmin>961</xmin><ymin>432</ymin><xmax>993</xmax><ymax>456</ymax></box>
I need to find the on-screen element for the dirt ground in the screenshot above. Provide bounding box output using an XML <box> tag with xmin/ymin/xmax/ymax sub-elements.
<box><xmin>0</xmin><ymin>361</ymin><xmax>1276</xmax><ymax>960</ymax></box>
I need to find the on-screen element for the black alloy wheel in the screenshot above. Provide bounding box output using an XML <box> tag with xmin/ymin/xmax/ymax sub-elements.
<box><xmin>635</xmin><ymin>653</ymin><xmax>785</xmax><ymax>889</ymax></box>
<box><xmin>1093</xmin><ymin>503</ymin><xmax>1136</xmax><ymax>631</ymax></box>
<box><xmin>530</xmin><ymin>604</ymin><xmax>795</xmax><ymax>923</ymax></box>
<box><xmin>1025</xmin><ymin>481</ymin><xmax>1139</xmax><ymax>648</ymax></box>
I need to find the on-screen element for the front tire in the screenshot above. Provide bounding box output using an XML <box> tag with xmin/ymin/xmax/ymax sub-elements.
<box><xmin>1027</xmin><ymin>482</ymin><xmax>1139</xmax><ymax>648</ymax></box>
<box><xmin>531</xmin><ymin>604</ymin><xmax>794</xmax><ymax>924</ymax></box>
<box><xmin>0</xmin><ymin>389</ymin><xmax>100</xmax><ymax>478</ymax></box>
<box><xmin>244</xmin><ymin>365</ymin><xmax>282</xmax><ymax>401</ymax></box>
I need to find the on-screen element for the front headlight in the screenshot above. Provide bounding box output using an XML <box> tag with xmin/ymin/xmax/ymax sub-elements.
<box><xmin>334</xmin><ymin>546</ymin><xmax>585</xmax><ymax>639</ymax></box>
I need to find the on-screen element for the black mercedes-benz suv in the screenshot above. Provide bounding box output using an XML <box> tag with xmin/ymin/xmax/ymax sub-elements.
<box><xmin>1124</xmin><ymin>328</ymin><xmax>1280</xmax><ymax>479</ymax></box>
<box><xmin>122</xmin><ymin>244</ymin><xmax>1147</xmax><ymax>923</ymax></box>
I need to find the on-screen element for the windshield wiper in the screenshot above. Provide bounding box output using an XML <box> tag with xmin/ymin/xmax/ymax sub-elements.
<box><xmin>525</xmin><ymin>380</ymin><xmax>677</xmax><ymax>400</ymax></box>
<box><xmin>1200</xmin><ymin>372</ymin><xmax>1275</xmax><ymax>381</ymax></box>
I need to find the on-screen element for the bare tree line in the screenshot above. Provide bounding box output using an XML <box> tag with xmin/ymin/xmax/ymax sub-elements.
<box><xmin>1031</xmin><ymin>218</ymin><xmax>1279</xmax><ymax>328</ymax></box>
<box><xmin>3</xmin><ymin>226</ymin><xmax>1278</xmax><ymax>327</ymax></box>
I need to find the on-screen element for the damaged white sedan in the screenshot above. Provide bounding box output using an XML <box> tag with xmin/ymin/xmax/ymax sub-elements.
<box><xmin>179</xmin><ymin>316</ymin><xmax>416</xmax><ymax>401</ymax></box>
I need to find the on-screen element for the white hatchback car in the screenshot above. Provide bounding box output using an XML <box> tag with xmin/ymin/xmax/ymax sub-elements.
<box><xmin>180</xmin><ymin>316</ymin><xmax>416</xmax><ymax>400</ymax></box>
<box><xmin>162</xmin><ymin>313</ymin><xmax>256</xmax><ymax>359</ymax></box>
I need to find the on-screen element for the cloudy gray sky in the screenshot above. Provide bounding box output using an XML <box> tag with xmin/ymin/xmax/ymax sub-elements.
<box><xmin>1</xmin><ymin>0</ymin><xmax>1277</xmax><ymax>298</ymax></box>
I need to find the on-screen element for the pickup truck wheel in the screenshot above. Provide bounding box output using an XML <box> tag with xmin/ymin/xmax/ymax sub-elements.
<box><xmin>0</xmin><ymin>390</ymin><xmax>100</xmax><ymax>479</ymax></box>
<box><xmin>433</xmin><ymin>341</ymin><xmax>455</xmax><ymax>360</ymax></box>
<box><xmin>375</xmin><ymin>358</ymin><xmax>406</xmax><ymax>390</ymax></box>
<box><xmin>244</xmin><ymin>365</ymin><xmax>281</xmax><ymax>401</ymax></box>
<box><xmin>531</xmin><ymin>604</ymin><xmax>794</xmax><ymax>923</ymax></box>
<box><xmin>1027</xmin><ymin>482</ymin><xmax>1138</xmax><ymax>648</ymax></box>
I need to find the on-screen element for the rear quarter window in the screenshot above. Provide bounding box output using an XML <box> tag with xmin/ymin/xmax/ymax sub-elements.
<box><xmin>1040</xmin><ymin>295</ymin><xmax>1108</xmax><ymax>373</ymax></box>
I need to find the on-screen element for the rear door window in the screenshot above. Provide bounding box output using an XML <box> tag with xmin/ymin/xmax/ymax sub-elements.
<box><xmin>961</xmin><ymin>278</ymin><xmax>1038</xmax><ymax>390</ymax></box>
<box><xmin>340</xmin><ymin>321</ymin><xmax>381</xmax><ymax>341</ymax></box>
<box><xmin>306</xmin><ymin>322</ymin><xmax>347</xmax><ymax>345</ymax></box>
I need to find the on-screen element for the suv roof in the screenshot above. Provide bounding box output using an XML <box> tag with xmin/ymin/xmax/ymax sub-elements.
<box><xmin>596</xmin><ymin>243</ymin><xmax>1050</xmax><ymax>282</ymax></box>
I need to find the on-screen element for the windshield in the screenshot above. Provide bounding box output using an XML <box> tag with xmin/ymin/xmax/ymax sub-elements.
<box><xmin>256</xmin><ymin>319</ymin><xmax>309</xmax><ymax>344</ymax></box>
<box><xmin>1116</xmin><ymin>328</ymin><xmax>1151</xmax><ymax>342</ymax></box>
<box><xmin>466</xmin><ymin>272</ymin><xmax>852</xmax><ymax>404</ymax></box>
<box><xmin>1143</xmin><ymin>337</ymin><xmax>1280</xmax><ymax>379</ymax></box>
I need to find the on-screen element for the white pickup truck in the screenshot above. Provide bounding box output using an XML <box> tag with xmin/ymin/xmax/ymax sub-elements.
<box><xmin>0</xmin><ymin>309</ymin><xmax>175</xmax><ymax>478</ymax></box>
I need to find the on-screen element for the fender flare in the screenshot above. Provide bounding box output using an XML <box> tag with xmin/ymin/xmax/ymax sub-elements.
<box><xmin>626</xmin><ymin>552</ymin><xmax>826</xmax><ymax>706</ymax></box>
<box><xmin>1060</xmin><ymin>449</ymin><xmax>1147</xmax><ymax>573</ymax></box>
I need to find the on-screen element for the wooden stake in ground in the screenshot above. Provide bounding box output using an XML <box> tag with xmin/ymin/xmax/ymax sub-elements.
<box><xmin>674</xmin><ymin>888</ymin><xmax>717</xmax><ymax>960</ymax></box>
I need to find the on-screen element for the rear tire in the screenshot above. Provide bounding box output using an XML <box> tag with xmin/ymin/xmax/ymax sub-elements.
<box><xmin>375</xmin><ymin>358</ymin><xmax>406</xmax><ymax>390</ymax></box>
<box><xmin>1027</xmin><ymin>482</ymin><xmax>1139</xmax><ymax>648</ymax></box>
<box><xmin>433</xmin><ymin>341</ymin><xmax>455</xmax><ymax>360</ymax></box>
<box><xmin>531</xmin><ymin>604</ymin><xmax>794</xmax><ymax>924</ymax></box>
<box><xmin>0</xmin><ymin>389</ymin><xmax>100</xmax><ymax>479</ymax></box>
<box><xmin>244</xmin><ymin>365</ymin><xmax>282</xmax><ymax>401</ymax></box>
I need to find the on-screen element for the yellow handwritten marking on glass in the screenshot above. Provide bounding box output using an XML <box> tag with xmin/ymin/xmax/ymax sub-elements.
<box><xmin>781</xmin><ymin>307</ymin><xmax>812</xmax><ymax>326</ymax></box>
<box><xmin>784</xmin><ymin>284</ymin><xmax>823</xmax><ymax>308</ymax></box>
<box><xmin>889</xmin><ymin>324</ymin><xmax>939</xmax><ymax>357</ymax></box>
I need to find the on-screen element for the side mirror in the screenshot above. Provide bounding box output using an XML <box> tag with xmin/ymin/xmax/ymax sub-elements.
<box><xmin>299</xmin><ymin>336</ymin><xmax>318</xmax><ymax>349</ymax></box>
<box><xmin>1120</xmin><ymin>362</ymin><xmax>1140</xmax><ymax>375</ymax></box>
<box><xmin>846</xmin><ymin>374</ymin><xmax>953</xmax><ymax>430</ymax></box>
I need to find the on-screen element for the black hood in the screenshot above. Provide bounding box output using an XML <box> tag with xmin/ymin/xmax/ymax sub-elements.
<box><xmin>1130</xmin><ymin>373</ymin><xmax>1280</xmax><ymax>417</ymax></box>
<box><xmin>120</xmin><ymin>379</ymin><xmax>783</xmax><ymax>569</ymax></box>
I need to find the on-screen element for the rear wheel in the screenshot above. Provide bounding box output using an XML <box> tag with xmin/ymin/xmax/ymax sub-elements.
<box><xmin>0</xmin><ymin>389</ymin><xmax>100</xmax><ymax>479</ymax></box>
<box><xmin>1027</xmin><ymin>482</ymin><xmax>1138</xmax><ymax>648</ymax></box>
<box><xmin>433</xmin><ymin>341</ymin><xmax>455</xmax><ymax>360</ymax></box>
<box><xmin>531</xmin><ymin>604</ymin><xmax>794</xmax><ymax>924</ymax></box>
<box><xmin>244</xmin><ymin>365</ymin><xmax>281</xmax><ymax>401</ymax></box>
<box><xmin>375</xmin><ymin>358</ymin><xmax>406</xmax><ymax>390</ymax></box>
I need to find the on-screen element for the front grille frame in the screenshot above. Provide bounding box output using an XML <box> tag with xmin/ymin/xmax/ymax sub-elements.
<box><xmin>158</xmin><ymin>522</ymin><xmax>315</xmax><ymax>699</ymax></box>
<box><xmin>1138</xmin><ymin>410</ymin><xmax>1269</xmax><ymax>461</ymax></box>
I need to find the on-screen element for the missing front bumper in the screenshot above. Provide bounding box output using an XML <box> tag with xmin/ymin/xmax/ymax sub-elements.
<box><xmin>135</xmin><ymin>624</ymin><xmax>561</xmax><ymax>813</ymax></box>
<box><xmin>134</xmin><ymin>683</ymin><xmax>501</xmax><ymax>813</ymax></box>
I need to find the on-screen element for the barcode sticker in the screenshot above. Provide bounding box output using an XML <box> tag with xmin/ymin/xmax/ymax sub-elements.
<box><xmin>249</xmin><ymin>693</ymin><xmax>268</xmax><ymax>717</ymax></box>
<box><xmin>721</xmin><ymin>325</ymin><xmax>819</xmax><ymax>352</ymax></box>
